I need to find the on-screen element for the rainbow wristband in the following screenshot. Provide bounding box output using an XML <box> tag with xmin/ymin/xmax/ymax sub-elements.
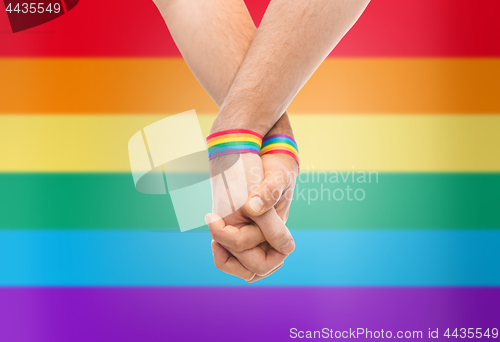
<box><xmin>260</xmin><ymin>134</ymin><xmax>299</xmax><ymax>165</ymax></box>
<box><xmin>206</xmin><ymin>129</ymin><xmax>263</xmax><ymax>160</ymax></box>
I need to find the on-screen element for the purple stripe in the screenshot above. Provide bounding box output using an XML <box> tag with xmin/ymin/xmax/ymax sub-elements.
<box><xmin>1</xmin><ymin>288</ymin><xmax>498</xmax><ymax>342</ymax></box>
<box><xmin>209</xmin><ymin>148</ymin><xmax>260</xmax><ymax>159</ymax></box>
<box><xmin>262</xmin><ymin>134</ymin><xmax>299</xmax><ymax>151</ymax></box>
<box><xmin>264</xmin><ymin>134</ymin><xmax>293</xmax><ymax>139</ymax></box>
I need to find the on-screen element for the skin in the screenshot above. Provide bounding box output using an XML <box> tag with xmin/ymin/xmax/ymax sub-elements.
<box><xmin>153</xmin><ymin>0</ymin><xmax>370</xmax><ymax>281</ymax></box>
<box><xmin>212</xmin><ymin>0</ymin><xmax>371</xmax><ymax>136</ymax></box>
<box><xmin>153</xmin><ymin>0</ymin><xmax>298</xmax><ymax>281</ymax></box>
<box><xmin>207</xmin><ymin>153</ymin><xmax>295</xmax><ymax>281</ymax></box>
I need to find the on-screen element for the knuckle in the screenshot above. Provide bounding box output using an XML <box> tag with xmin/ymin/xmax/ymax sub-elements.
<box><xmin>263</xmin><ymin>184</ymin><xmax>280</xmax><ymax>203</ymax></box>
<box><xmin>232</xmin><ymin>236</ymin><xmax>246</xmax><ymax>252</ymax></box>
<box><xmin>268</xmin><ymin>229</ymin><xmax>288</xmax><ymax>245</ymax></box>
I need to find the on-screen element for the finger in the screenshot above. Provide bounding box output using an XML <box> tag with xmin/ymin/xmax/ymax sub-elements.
<box><xmin>211</xmin><ymin>240</ymin><xmax>255</xmax><ymax>281</ymax></box>
<box><xmin>274</xmin><ymin>187</ymin><xmax>294</xmax><ymax>222</ymax></box>
<box><xmin>247</xmin><ymin>262</ymin><xmax>284</xmax><ymax>283</ymax></box>
<box><xmin>253</xmin><ymin>208</ymin><xmax>295</xmax><ymax>254</ymax></box>
<box><xmin>245</xmin><ymin>168</ymin><xmax>290</xmax><ymax>217</ymax></box>
<box><xmin>225</xmin><ymin>244</ymin><xmax>288</xmax><ymax>277</ymax></box>
<box><xmin>206</xmin><ymin>213</ymin><xmax>266</xmax><ymax>251</ymax></box>
<box><xmin>283</xmin><ymin>210</ymin><xmax>290</xmax><ymax>224</ymax></box>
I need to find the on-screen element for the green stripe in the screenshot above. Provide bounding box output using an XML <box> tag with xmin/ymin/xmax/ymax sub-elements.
<box><xmin>208</xmin><ymin>141</ymin><xmax>260</xmax><ymax>151</ymax></box>
<box><xmin>0</xmin><ymin>173</ymin><xmax>498</xmax><ymax>229</ymax></box>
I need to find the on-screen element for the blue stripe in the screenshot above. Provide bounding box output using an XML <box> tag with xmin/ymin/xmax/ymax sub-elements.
<box><xmin>262</xmin><ymin>136</ymin><xmax>299</xmax><ymax>150</ymax></box>
<box><xmin>208</xmin><ymin>144</ymin><xmax>260</xmax><ymax>156</ymax></box>
<box><xmin>0</xmin><ymin>230</ymin><xmax>499</xmax><ymax>286</ymax></box>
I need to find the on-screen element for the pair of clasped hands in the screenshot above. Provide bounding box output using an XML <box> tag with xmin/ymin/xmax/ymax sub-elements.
<box><xmin>153</xmin><ymin>0</ymin><xmax>370</xmax><ymax>281</ymax></box>
<box><xmin>206</xmin><ymin>144</ymin><xmax>299</xmax><ymax>282</ymax></box>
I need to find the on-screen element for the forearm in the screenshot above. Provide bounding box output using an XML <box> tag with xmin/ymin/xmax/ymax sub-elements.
<box><xmin>153</xmin><ymin>0</ymin><xmax>253</xmax><ymax>107</ymax></box>
<box><xmin>213</xmin><ymin>0</ymin><xmax>370</xmax><ymax>136</ymax></box>
<box><xmin>153</xmin><ymin>0</ymin><xmax>293</xmax><ymax>136</ymax></box>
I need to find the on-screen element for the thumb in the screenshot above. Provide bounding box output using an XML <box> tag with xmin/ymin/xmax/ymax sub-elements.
<box><xmin>205</xmin><ymin>213</ymin><xmax>225</xmax><ymax>230</ymax></box>
<box><xmin>252</xmin><ymin>208</ymin><xmax>295</xmax><ymax>254</ymax></box>
<box><xmin>245</xmin><ymin>171</ymin><xmax>289</xmax><ymax>216</ymax></box>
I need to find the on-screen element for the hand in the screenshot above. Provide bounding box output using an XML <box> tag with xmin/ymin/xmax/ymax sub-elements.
<box><xmin>206</xmin><ymin>152</ymin><xmax>298</xmax><ymax>282</ymax></box>
<box><xmin>246</xmin><ymin>153</ymin><xmax>298</xmax><ymax>222</ymax></box>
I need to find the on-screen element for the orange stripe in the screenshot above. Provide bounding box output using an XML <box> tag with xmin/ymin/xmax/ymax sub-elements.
<box><xmin>0</xmin><ymin>58</ymin><xmax>498</xmax><ymax>114</ymax></box>
<box><xmin>261</xmin><ymin>144</ymin><xmax>298</xmax><ymax>154</ymax></box>
<box><xmin>206</xmin><ymin>133</ymin><xmax>261</xmax><ymax>144</ymax></box>
<box><xmin>207</xmin><ymin>137</ymin><xmax>262</xmax><ymax>148</ymax></box>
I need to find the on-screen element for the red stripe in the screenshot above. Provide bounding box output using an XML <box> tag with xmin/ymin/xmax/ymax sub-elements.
<box><xmin>262</xmin><ymin>149</ymin><xmax>299</xmax><ymax>165</ymax></box>
<box><xmin>0</xmin><ymin>0</ymin><xmax>499</xmax><ymax>57</ymax></box>
<box><xmin>207</xmin><ymin>129</ymin><xmax>263</xmax><ymax>140</ymax></box>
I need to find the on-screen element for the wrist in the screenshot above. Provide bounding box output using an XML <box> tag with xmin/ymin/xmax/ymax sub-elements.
<box><xmin>261</xmin><ymin>133</ymin><xmax>299</xmax><ymax>167</ymax></box>
<box><xmin>264</xmin><ymin>112</ymin><xmax>294</xmax><ymax>139</ymax></box>
<box><xmin>211</xmin><ymin>97</ymin><xmax>282</xmax><ymax>136</ymax></box>
<box><xmin>206</xmin><ymin>129</ymin><xmax>263</xmax><ymax>160</ymax></box>
<box><xmin>260</xmin><ymin>112</ymin><xmax>299</xmax><ymax>167</ymax></box>
<box><xmin>211</xmin><ymin>112</ymin><xmax>270</xmax><ymax>137</ymax></box>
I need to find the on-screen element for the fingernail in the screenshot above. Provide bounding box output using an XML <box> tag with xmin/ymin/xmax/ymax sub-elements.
<box><xmin>281</xmin><ymin>238</ymin><xmax>294</xmax><ymax>254</ymax></box>
<box><xmin>249</xmin><ymin>196</ymin><xmax>264</xmax><ymax>213</ymax></box>
<box><xmin>205</xmin><ymin>214</ymin><xmax>211</xmax><ymax>225</ymax></box>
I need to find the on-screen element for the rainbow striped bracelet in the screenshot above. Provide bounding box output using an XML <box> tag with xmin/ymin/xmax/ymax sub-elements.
<box><xmin>206</xmin><ymin>129</ymin><xmax>263</xmax><ymax>160</ymax></box>
<box><xmin>260</xmin><ymin>134</ymin><xmax>299</xmax><ymax>165</ymax></box>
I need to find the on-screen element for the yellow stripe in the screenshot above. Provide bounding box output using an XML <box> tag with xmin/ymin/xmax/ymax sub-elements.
<box><xmin>1</xmin><ymin>114</ymin><xmax>499</xmax><ymax>172</ymax></box>
<box><xmin>261</xmin><ymin>144</ymin><xmax>299</xmax><ymax>154</ymax></box>
<box><xmin>0</xmin><ymin>58</ymin><xmax>499</xmax><ymax>114</ymax></box>
<box><xmin>291</xmin><ymin>114</ymin><xmax>500</xmax><ymax>172</ymax></box>
<box><xmin>207</xmin><ymin>137</ymin><xmax>262</xmax><ymax>147</ymax></box>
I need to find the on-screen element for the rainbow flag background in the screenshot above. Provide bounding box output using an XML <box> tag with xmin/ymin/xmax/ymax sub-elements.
<box><xmin>1</xmin><ymin>0</ymin><xmax>499</xmax><ymax>340</ymax></box>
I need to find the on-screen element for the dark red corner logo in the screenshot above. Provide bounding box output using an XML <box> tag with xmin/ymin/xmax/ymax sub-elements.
<box><xmin>3</xmin><ymin>0</ymin><xmax>78</xmax><ymax>33</ymax></box>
